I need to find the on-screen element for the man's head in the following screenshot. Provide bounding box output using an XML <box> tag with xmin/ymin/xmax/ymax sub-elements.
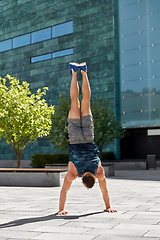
<box><xmin>82</xmin><ymin>172</ymin><xmax>96</xmax><ymax>189</ymax></box>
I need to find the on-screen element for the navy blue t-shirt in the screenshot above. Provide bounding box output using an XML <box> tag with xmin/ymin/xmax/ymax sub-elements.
<box><xmin>69</xmin><ymin>142</ymin><xmax>100</xmax><ymax>177</ymax></box>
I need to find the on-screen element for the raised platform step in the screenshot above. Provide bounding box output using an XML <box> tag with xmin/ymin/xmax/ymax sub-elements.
<box><xmin>104</xmin><ymin>160</ymin><xmax>160</xmax><ymax>170</ymax></box>
<box><xmin>0</xmin><ymin>168</ymin><xmax>67</xmax><ymax>187</ymax></box>
<box><xmin>0</xmin><ymin>168</ymin><xmax>67</xmax><ymax>172</ymax></box>
<box><xmin>101</xmin><ymin>163</ymin><xmax>114</xmax><ymax>177</ymax></box>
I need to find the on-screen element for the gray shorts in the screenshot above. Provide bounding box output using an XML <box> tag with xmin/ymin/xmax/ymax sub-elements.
<box><xmin>66</xmin><ymin>115</ymin><xmax>94</xmax><ymax>144</ymax></box>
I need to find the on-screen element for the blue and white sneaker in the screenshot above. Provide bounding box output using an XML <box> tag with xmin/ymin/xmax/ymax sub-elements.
<box><xmin>79</xmin><ymin>62</ymin><xmax>87</xmax><ymax>72</ymax></box>
<box><xmin>69</xmin><ymin>62</ymin><xmax>79</xmax><ymax>74</ymax></box>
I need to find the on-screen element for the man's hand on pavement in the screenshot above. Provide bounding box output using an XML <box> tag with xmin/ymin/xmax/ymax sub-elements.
<box><xmin>55</xmin><ymin>210</ymin><xmax>68</xmax><ymax>216</ymax></box>
<box><xmin>104</xmin><ymin>207</ymin><xmax>117</xmax><ymax>213</ymax></box>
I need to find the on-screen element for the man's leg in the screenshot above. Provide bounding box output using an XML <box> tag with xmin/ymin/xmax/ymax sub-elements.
<box><xmin>68</xmin><ymin>70</ymin><xmax>81</xmax><ymax>119</ymax></box>
<box><xmin>80</xmin><ymin>63</ymin><xmax>94</xmax><ymax>142</ymax></box>
<box><xmin>81</xmin><ymin>66</ymin><xmax>91</xmax><ymax>117</ymax></box>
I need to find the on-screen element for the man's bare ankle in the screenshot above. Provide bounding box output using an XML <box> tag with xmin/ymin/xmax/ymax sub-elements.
<box><xmin>72</xmin><ymin>69</ymin><xmax>77</xmax><ymax>74</ymax></box>
<box><xmin>81</xmin><ymin>70</ymin><xmax>87</xmax><ymax>75</ymax></box>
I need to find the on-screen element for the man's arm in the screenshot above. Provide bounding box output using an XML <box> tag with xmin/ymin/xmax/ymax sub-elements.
<box><xmin>97</xmin><ymin>166</ymin><xmax>117</xmax><ymax>213</ymax></box>
<box><xmin>55</xmin><ymin>170</ymin><xmax>77</xmax><ymax>215</ymax></box>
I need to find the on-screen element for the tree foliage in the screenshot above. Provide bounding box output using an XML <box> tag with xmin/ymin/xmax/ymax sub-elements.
<box><xmin>0</xmin><ymin>75</ymin><xmax>54</xmax><ymax>167</ymax></box>
<box><xmin>91</xmin><ymin>98</ymin><xmax>124</xmax><ymax>159</ymax></box>
<box><xmin>50</xmin><ymin>94</ymin><xmax>70</xmax><ymax>152</ymax></box>
<box><xmin>50</xmin><ymin>94</ymin><xmax>124</xmax><ymax>158</ymax></box>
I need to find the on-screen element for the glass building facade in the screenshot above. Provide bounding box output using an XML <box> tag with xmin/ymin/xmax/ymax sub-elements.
<box><xmin>119</xmin><ymin>0</ymin><xmax>160</xmax><ymax>159</ymax></box>
<box><xmin>119</xmin><ymin>0</ymin><xmax>160</xmax><ymax>128</ymax></box>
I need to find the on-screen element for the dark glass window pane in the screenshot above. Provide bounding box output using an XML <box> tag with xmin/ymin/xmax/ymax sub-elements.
<box><xmin>52</xmin><ymin>21</ymin><xmax>73</xmax><ymax>38</ymax></box>
<box><xmin>147</xmin><ymin>12</ymin><xmax>160</xmax><ymax>29</ymax></box>
<box><xmin>13</xmin><ymin>34</ymin><xmax>30</xmax><ymax>49</ymax></box>
<box><xmin>119</xmin><ymin>0</ymin><xmax>137</xmax><ymax>6</ymax></box>
<box><xmin>119</xmin><ymin>17</ymin><xmax>146</xmax><ymax>36</ymax></box>
<box><xmin>121</xmin><ymin>64</ymin><xmax>148</xmax><ymax>84</ymax></box>
<box><xmin>52</xmin><ymin>48</ymin><xmax>73</xmax><ymax>58</ymax></box>
<box><xmin>31</xmin><ymin>53</ymin><xmax>51</xmax><ymax>63</ymax></box>
<box><xmin>120</xmin><ymin>48</ymin><xmax>147</xmax><ymax>66</ymax></box>
<box><xmin>120</xmin><ymin>32</ymin><xmax>147</xmax><ymax>51</ymax></box>
<box><xmin>121</xmin><ymin>79</ymin><xmax>148</xmax><ymax>93</ymax></box>
<box><xmin>146</xmin><ymin>0</ymin><xmax>160</xmax><ymax>13</ymax></box>
<box><xmin>122</xmin><ymin>95</ymin><xmax>143</xmax><ymax>113</ymax></box>
<box><xmin>121</xmin><ymin>111</ymin><xmax>149</xmax><ymax>128</ymax></box>
<box><xmin>119</xmin><ymin>1</ymin><xmax>145</xmax><ymax>21</ymax></box>
<box><xmin>148</xmin><ymin>28</ymin><xmax>160</xmax><ymax>45</ymax></box>
<box><xmin>0</xmin><ymin>39</ymin><xmax>12</xmax><ymax>52</ymax></box>
<box><xmin>31</xmin><ymin>28</ymin><xmax>51</xmax><ymax>44</ymax></box>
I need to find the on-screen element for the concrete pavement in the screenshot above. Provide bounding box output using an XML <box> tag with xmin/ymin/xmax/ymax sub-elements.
<box><xmin>0</xmin><ymin>169</ymin><xmax>160</xmax><ymax>240</ymax></box>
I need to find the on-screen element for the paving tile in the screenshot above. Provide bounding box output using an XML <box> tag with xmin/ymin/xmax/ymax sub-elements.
<box><xmin>112</xmin><ymin>223</ymin><xmax>160</xmax><ymax>234</ymax></box>
<box><xmin>6</xmin><ymin>239</ymin><xmax>32</xmax><ymax>240</ymax></box>
<box><xmin>0</xmin><ymin>230</ymin><xmax>40</xmax><ymax>239</ymax></box>
<box><xmin>60</xmin><ymin>221</ymin><xmax>119</xmax><ymax>229</ymax></box>
<box><xmin>87</xmin><ymin>227</ymin><xmax>148</xmax><ymax>238</ymax></box>
<box><xmin>31</xmin><ymin>233</ymin><xmax>98</xmax><ymax>240</ymax></box>
<box><xmin>33</xmin><ymin>225</ymin><xmax>92</xmax><ymax>234</ymax></box>
<box><xmin>95</xmin><ymin>236</ymin><xmax>159</xmax><ymax>240</ymax></box>
<box><xmin>143</xmin><ymin>229</ymin><xmax>160</xmax><ymax>238</ymax></box>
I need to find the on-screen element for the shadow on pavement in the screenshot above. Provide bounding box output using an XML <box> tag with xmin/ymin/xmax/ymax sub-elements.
<box><xmin>0</xmin><ymin>211</ymin><xmax>105</xmax><ymax>229</ymax></box>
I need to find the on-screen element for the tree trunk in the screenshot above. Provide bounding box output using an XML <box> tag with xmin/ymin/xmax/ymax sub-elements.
<box><xmin>13</xmin><ymin>145</ymin><xmax>21</xmax><ymax>168</ymax></box>
<box><xmin>17</xmin><ymin>155</ymin><xmax>21</xmax><ymax>168</ymax></box>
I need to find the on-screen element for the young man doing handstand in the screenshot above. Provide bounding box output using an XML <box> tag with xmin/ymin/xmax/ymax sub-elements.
<box><xmin>56</xmin><ymin>62</ymin><xmax>117</xmax><ymax>215</ymax></box>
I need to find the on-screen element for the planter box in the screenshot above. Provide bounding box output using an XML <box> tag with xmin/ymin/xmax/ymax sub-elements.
<box><xmin>46</xmin><ymin>163</ymin><xmax>115</xmax><ymax>177</ymax></box>
<box><xmin>147</xmin><ymin>155</ymin><xmax>156</xmax><ymax>170</ymax></box>
<box><xmin>0</xmin><ymin>160</ymin><xmax>31</xmax><ymax>168</ymax></box>
<box><xmin>45</xmin><ymin>164</ymin><xmax>68</xmax><ymax>170</ymax></box>
<box><xmin>0</xmin><ymin>168</ymin><xmax>67</xmax><ymax>187</ymax></box>
<box><xmin>104</xmin><ymin>161</ymin><xmax>147</xmax><ymax>170</ymax></box>
<box><xmin>102</xmin><ymin>163</ymin><xmax>114</xmax><ymax>177</ymax></box>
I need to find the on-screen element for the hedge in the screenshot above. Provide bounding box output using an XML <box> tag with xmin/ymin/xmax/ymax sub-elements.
<box><xmin>30</xmin><ymin>151</ymin><xmax>115</xmax><ymax>168</ymax></box>
<box><xmin>30</xmin><ymin>153</ymin><xmax>69</xmax><ymax>168</ymax></box>
<box><xmin>102</xmin><ymin>151</ymin><xmax>115</xmax><ymax>161</ymax></box>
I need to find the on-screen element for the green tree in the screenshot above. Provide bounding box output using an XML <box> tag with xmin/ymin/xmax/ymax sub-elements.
<box><xmin>0</xmin><ymin>75</ymin><xmax>54</xmax><ymax>168</ymax></box>
<box><xmin>50</xmin><ymin>94</ymin><xmax>124</xmax><ymax>159</ymax></box>
<box><xmin>91</xmin><ymin>98</ymin><xmax>124</xmax><ymax>159</ymax></box>
<box><xmin>50</xmin><ymin>93</ymin><xmax>70</xmax><ymax>152</ymax></box>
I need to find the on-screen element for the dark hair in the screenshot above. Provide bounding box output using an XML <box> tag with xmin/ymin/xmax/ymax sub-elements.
<box><xmin>82</xmin><ymin>172</ymin><xmax>96</xmax><ymax>189</ymax></box>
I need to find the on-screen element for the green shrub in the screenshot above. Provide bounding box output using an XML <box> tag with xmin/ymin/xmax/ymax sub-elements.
<box><xmin>30</xmin><ymin>153</ymin><xmax>69</xmax><ymax>168</ymax></box>
<box><xmin>30</xmin><ymin>151</ymin><xmax>115</xmax><ymax>168</ymax></box>
<box><xmin>102</xmin><ymin>152</ymin><xmax>115</xmax><ymax>161</ymax></box>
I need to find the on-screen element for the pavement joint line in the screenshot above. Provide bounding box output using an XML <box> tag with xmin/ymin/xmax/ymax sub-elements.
<box><xmin>86</xmin><ymin>228</ymin><xmax>94</xmax><ymax>233</ymax></box>
<box><xmin>59</xmin><ymin>221</ymin><xmax>71</xmax><ymax>227</ymax></box>
<box><xmin>145</xmin><ymin>208</ymin><xmax>150</xmax><ymax>211</ymax></box>
<box><xmin>153</xmin><ymin>203</ymin><xmax>158</xmax><ymax>206</ymax></box>
<box><xmin>135</xmin><ymin>205</ymin><xmax>141</xmax><ymax>208</ymax></box>
<box><xmin>130</xmin><ymin>214</ymin><xmax>137</xmax><ymax>219</ymax></box>
<box><xmin>92</xmin><ymin>235</ymin><xmax>101</xmax><ymax>240</ymax></box>
<box><xmin>142</xmin><ymin>229</ymin><xmax>150</xmax><ymax>237</ymax></box>
<box><xmin>33</xmin><ymin>232</ymin><xmax>46</xmax><ymax>239</ymax></box>
<box><xmin>122</xmin><ymin>210</ymin><xmax>129</xmax><ymax>214</ymax></box>
<box><xmin>111</xmin><ymin>223</ymin><xmax>120</xmax><ymax>229</ymax></box>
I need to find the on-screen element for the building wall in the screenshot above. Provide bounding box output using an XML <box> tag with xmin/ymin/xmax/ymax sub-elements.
<box><xmin>0</xmin><ymin>0</ymin><xmax>118</xmax><ymax>161</ymax></box>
